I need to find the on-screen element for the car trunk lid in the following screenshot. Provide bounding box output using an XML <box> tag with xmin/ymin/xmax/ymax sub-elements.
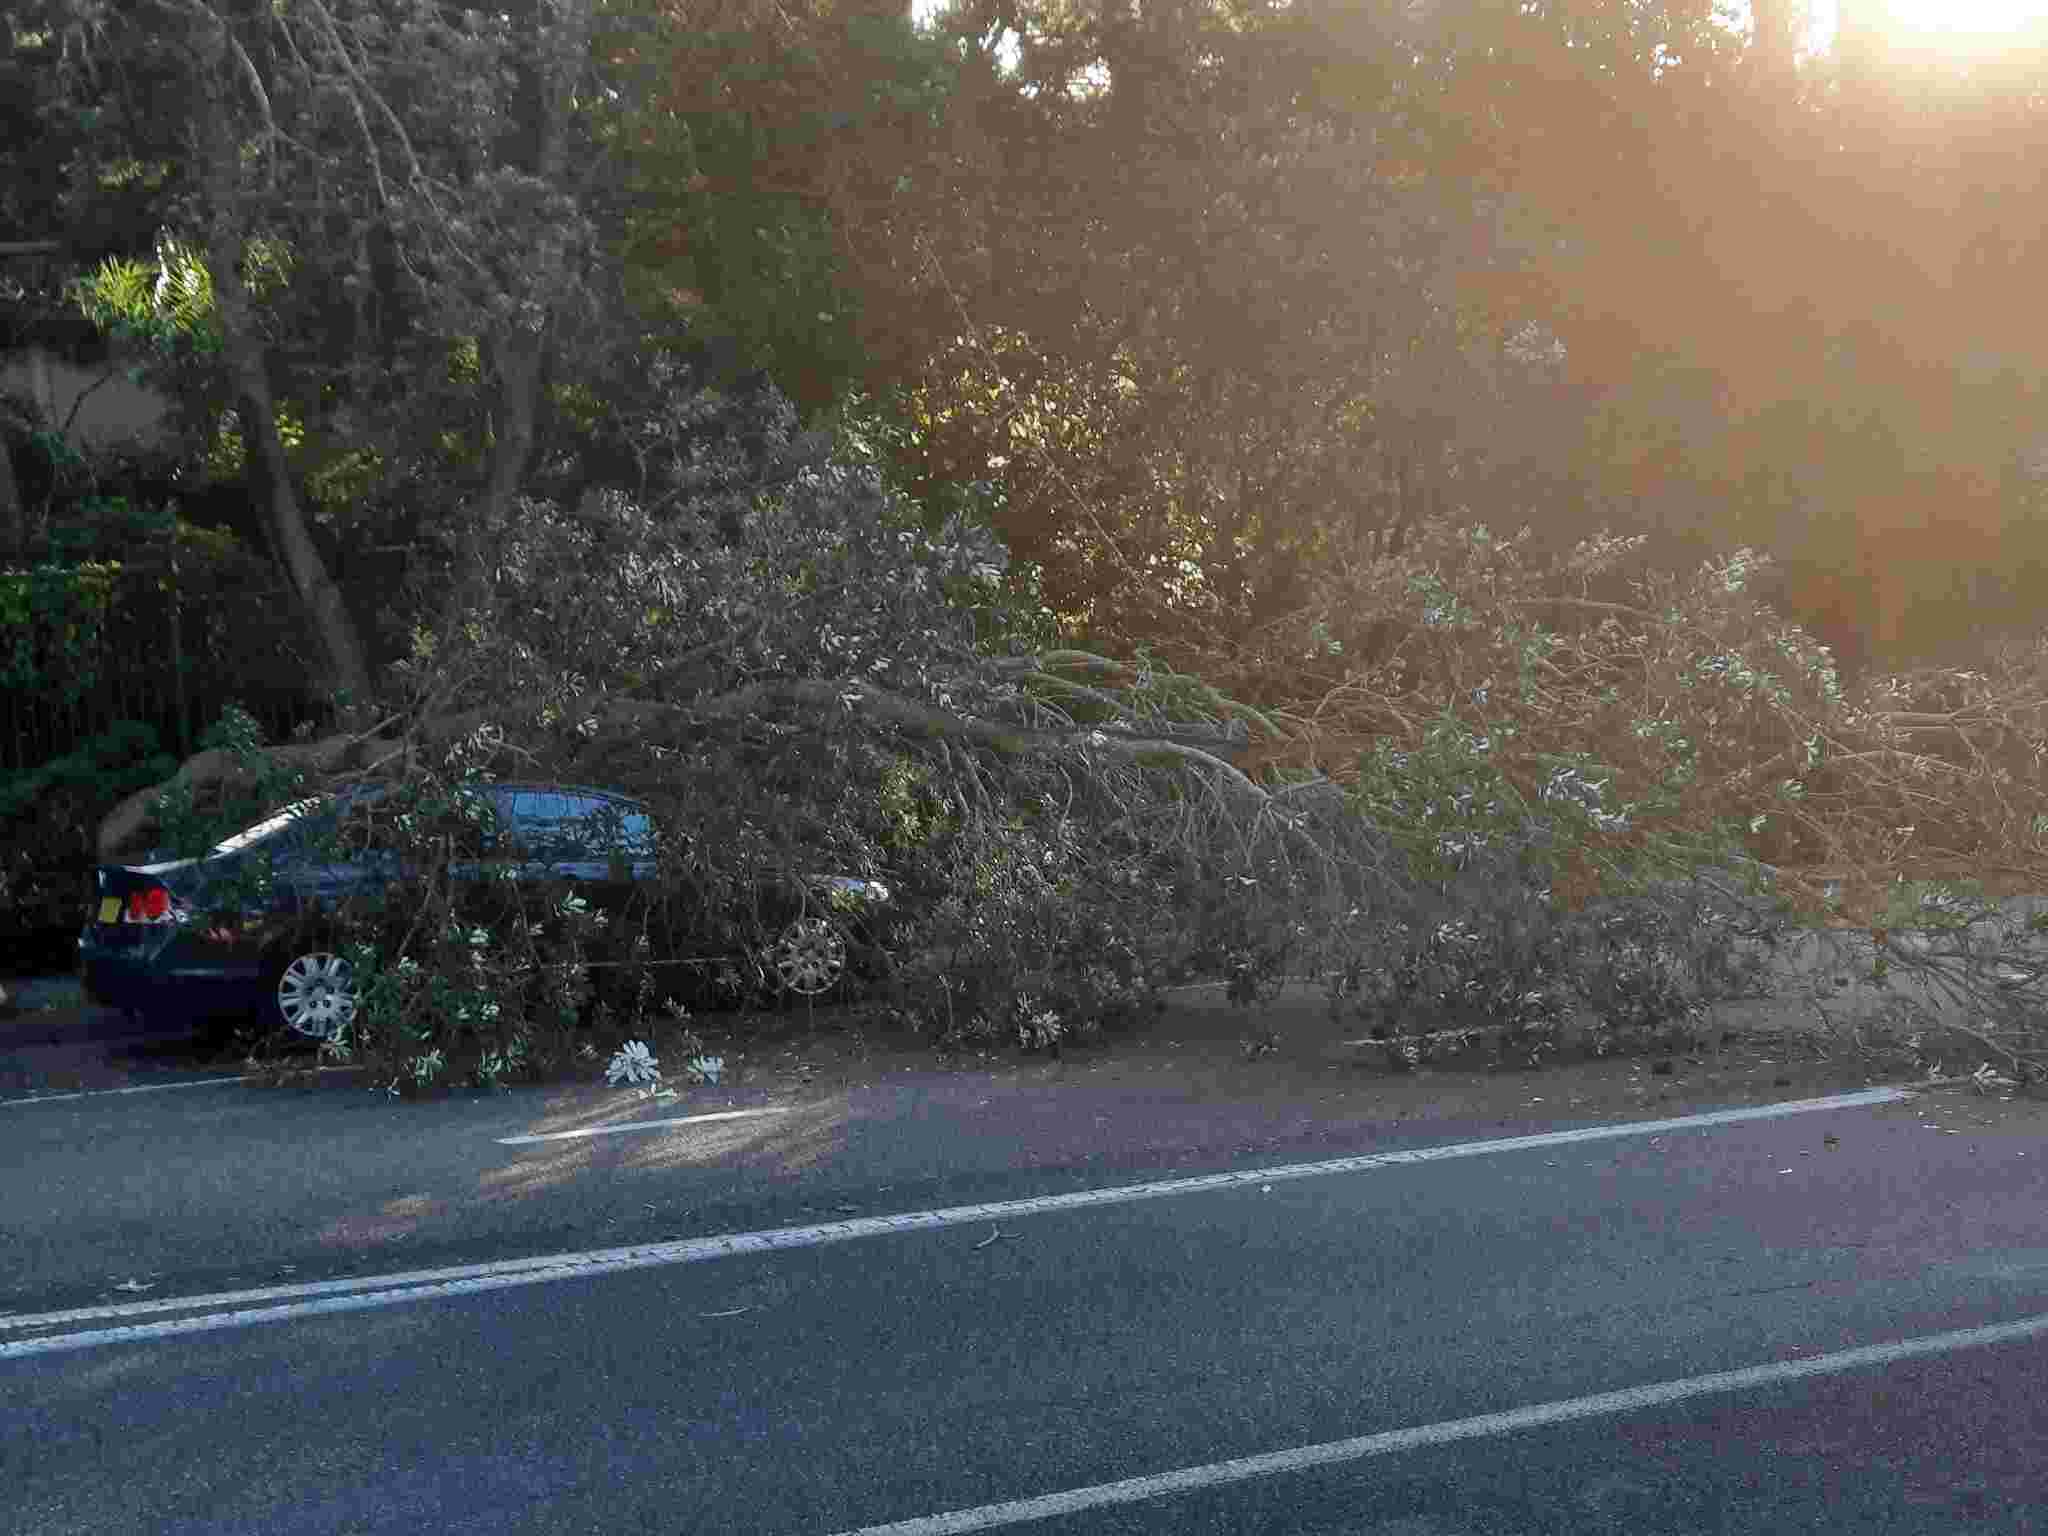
<box><xmin>87</xmin><ymin>864</ymin><xmax>201</xmax><ymax>948</ymax></box>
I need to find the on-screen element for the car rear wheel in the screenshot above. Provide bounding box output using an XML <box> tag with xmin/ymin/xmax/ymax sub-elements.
<box><xmin>769</xmin><ymin>916</ymin><xmax>847</xmax><ymax>995</ymax></box>
<box><xmin>265</xmin><ymin>947</ymin><xmax>357</xmax><ymax>1041</ymax></box>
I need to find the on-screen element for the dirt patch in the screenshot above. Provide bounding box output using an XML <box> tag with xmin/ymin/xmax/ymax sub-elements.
<box><xmin>678</xmin><ymin>983</ymin><xmax>2048</xmax><ymax>1140</ymax></box>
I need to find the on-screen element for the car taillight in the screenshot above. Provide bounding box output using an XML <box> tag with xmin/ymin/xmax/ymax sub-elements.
<box><xmin>126</xmin><ymin>886</ymin><xmax>176</xmax><ymax>923</ymax></box>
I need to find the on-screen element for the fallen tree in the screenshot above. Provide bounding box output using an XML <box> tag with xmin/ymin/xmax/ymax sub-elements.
<box><xmin>91</xmin><ymin>393</ymin><xmax>1396</xmax><ymax>1088</ymax></box>
<box><xmin>100</xmin><ymin>384</ymin><xmax>1874</xmax><ymax>1093</ymax></box>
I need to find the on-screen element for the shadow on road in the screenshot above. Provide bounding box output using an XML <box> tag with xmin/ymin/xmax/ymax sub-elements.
<box><xmin>0</xmin><ymin>976</ymin><xmax>293</xmax><ymax>1096</ymax></box>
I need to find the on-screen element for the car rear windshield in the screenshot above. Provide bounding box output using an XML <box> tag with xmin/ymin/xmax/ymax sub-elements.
<box><xmin>209</xmin><ymin>798</ymin><xmax>337</xmax><ymax>855</ymax></box>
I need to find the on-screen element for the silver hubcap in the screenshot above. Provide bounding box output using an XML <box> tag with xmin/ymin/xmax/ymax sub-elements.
<box><xmin>277</xmin><ymin>951</ymin><xmax>356</xmax><ymax>1039</ymax></box>
<box><xmin>771</xmin><ymin>918</ymin><xmax>846</xmax><ymax>995</ymax></box>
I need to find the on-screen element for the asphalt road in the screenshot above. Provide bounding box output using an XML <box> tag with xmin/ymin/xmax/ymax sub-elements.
<box><xmin>4</xmin><ymin>1049</ymin><xmax>2047</xmax><ymax>1535</ymax></box>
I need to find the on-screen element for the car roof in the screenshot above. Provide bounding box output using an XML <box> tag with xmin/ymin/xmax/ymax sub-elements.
<box><xmin>218</xmin><ymin>782</ymin><xmax>646</xmax><ymax>843</ymax></box>
<box><xmin>489</xmin><ymin>782</ymin><xmax>644</xmax><ymax>802</ymax></box>
<box><xmin>331</xmin><ymin>779</ymin><xmax>645</xmax><ymax>806</ymax></box>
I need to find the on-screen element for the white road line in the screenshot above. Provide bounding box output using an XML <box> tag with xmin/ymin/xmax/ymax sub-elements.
<box><xmin>824</xmin><ymin>1311</ymin><xmax>2048</xmax><ymax>1535</ymax></box>
<box><xmin>1</xmin><ymin>1073</ymin><xmax>368</xmax><ymax>1105</ymax></box>
<box><xmin>0</xmin><ymin>1086</ymin><xmax>1911</xmax><ymax>1358</ymax></box>
<box><xmin>0</xmin><ymin>1075</ymin><xmax>252</xmax><ymax>1105</ymax></box>
<box><xmin>495</xmin><ymin>1106</ymin><xmax>792</xmax><ymax>1144</ymax></box>
<box><xmin>0</xmin><ymin>1064</ymin><xmax>364</xmax><ymax>1106</ymax></box>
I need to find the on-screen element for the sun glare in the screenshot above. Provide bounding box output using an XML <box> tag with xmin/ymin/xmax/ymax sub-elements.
<box><xmin>1803</xmin><ymin>1</ymin><xmax>2048</xmax><ymax>62</ymax></box>
<box><xmin>1882</xmin><ymin>1</ymin><xmax>2044</xmax><ymax>36</ymax></box>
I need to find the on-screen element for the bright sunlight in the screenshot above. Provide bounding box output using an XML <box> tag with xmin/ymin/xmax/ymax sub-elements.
<box><xmin>1809</xmin><ymin>0</ymin><xmax>2048</xmax><ymax>52</ymax></box>
<box><xmin>1882</xmin><ymin>0</ymin><xmax>2044</xmax><ymax>35</ymax></box>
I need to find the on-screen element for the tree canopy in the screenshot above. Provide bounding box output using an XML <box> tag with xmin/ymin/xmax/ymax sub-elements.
<box><xmin>12</xmin><ymin>0</ymin><xmax>2047</xmax><ymax>671</ymax></box>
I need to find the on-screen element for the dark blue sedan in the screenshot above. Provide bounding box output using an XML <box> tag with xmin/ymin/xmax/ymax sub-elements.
<box><xmin>79</xmin><ymin>782</ymin><xmax>890</xmax><ymax>1039</ymax></box>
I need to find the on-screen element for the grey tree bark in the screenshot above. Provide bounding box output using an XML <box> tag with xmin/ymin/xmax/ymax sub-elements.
<box><xmin>193</xmin><ymin>10</ymin><xmax>374</xmax><ymax>708</ymax></box>
<box><xmin>476</xmin><ymin>0</ymin><xmax>591</xmax><ymax>524</ymax></box>
<box><xmin>0</xmin><ymin>429</ymin><xmax>23</xmax><ymax>553</ymax></box>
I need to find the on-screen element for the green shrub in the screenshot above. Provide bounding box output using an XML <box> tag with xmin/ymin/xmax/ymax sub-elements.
<box><xmin>0</xmin><ymin>721</ymin><xmax>179</xmax><ymax>935</ymax></box>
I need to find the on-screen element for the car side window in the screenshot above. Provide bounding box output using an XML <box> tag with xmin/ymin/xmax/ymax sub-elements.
<box><xmin>591</xmin><ymin>802</ymin><xmax>656</xmax><ymax>859</ymax></box>
<box><xmin>482</xmin><ymin>787</ymin><xmax>524</xmax><ymax>853</ymax></box>
<box><xmin>565</xmin><ymin>794</ymin><xmax>656</xmax><ymax>860</ymax></box>
<box><xmin>494</xmin><ymin>788</ymin><xmax>656</xmax><ymax>866</ymax></box>
<box><xmin>624</xmin><ymin>811</ymin><xmax>654</xmax><ymax>857</ymax></box>
<box><xmin>510</xmin><ymin>790</ymin><xmax>592</xmax><ymax>861</ymax></box>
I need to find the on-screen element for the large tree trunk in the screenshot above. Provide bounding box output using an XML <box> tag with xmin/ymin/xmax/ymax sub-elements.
<box><xmin>480</xmin><ymin>331</ymin><xmax>543</xmax><ymax>519</ymax></box>
<box><xmin>195</xmin><ymin>15</ymin><xmax>373</xmax><ymax>711</ymax></box>
<box><xmin>231</xmin><ymin>342</ymin><xmax>373</xmax><ymax>707</ymax></box>
<box><xmin>474</xmin><ymin>0</ymin><xmax>586</xmax><ymax>522</ymax></box>
<box><xmin>212</xmin><ymin>268</ymin><xmax>373</xmax><ymax>709</ymax></box>
<box><xmin>0</xmin><ymin>429</ymin><xmax>23</xmax><ymax>554</ymax></box>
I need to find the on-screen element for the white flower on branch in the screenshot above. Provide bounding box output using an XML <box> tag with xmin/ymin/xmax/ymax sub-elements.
<box><xmin>606</xmin><ymin>1039</ymin><xmax>661</xmax><ymax>1088</ymax></box>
